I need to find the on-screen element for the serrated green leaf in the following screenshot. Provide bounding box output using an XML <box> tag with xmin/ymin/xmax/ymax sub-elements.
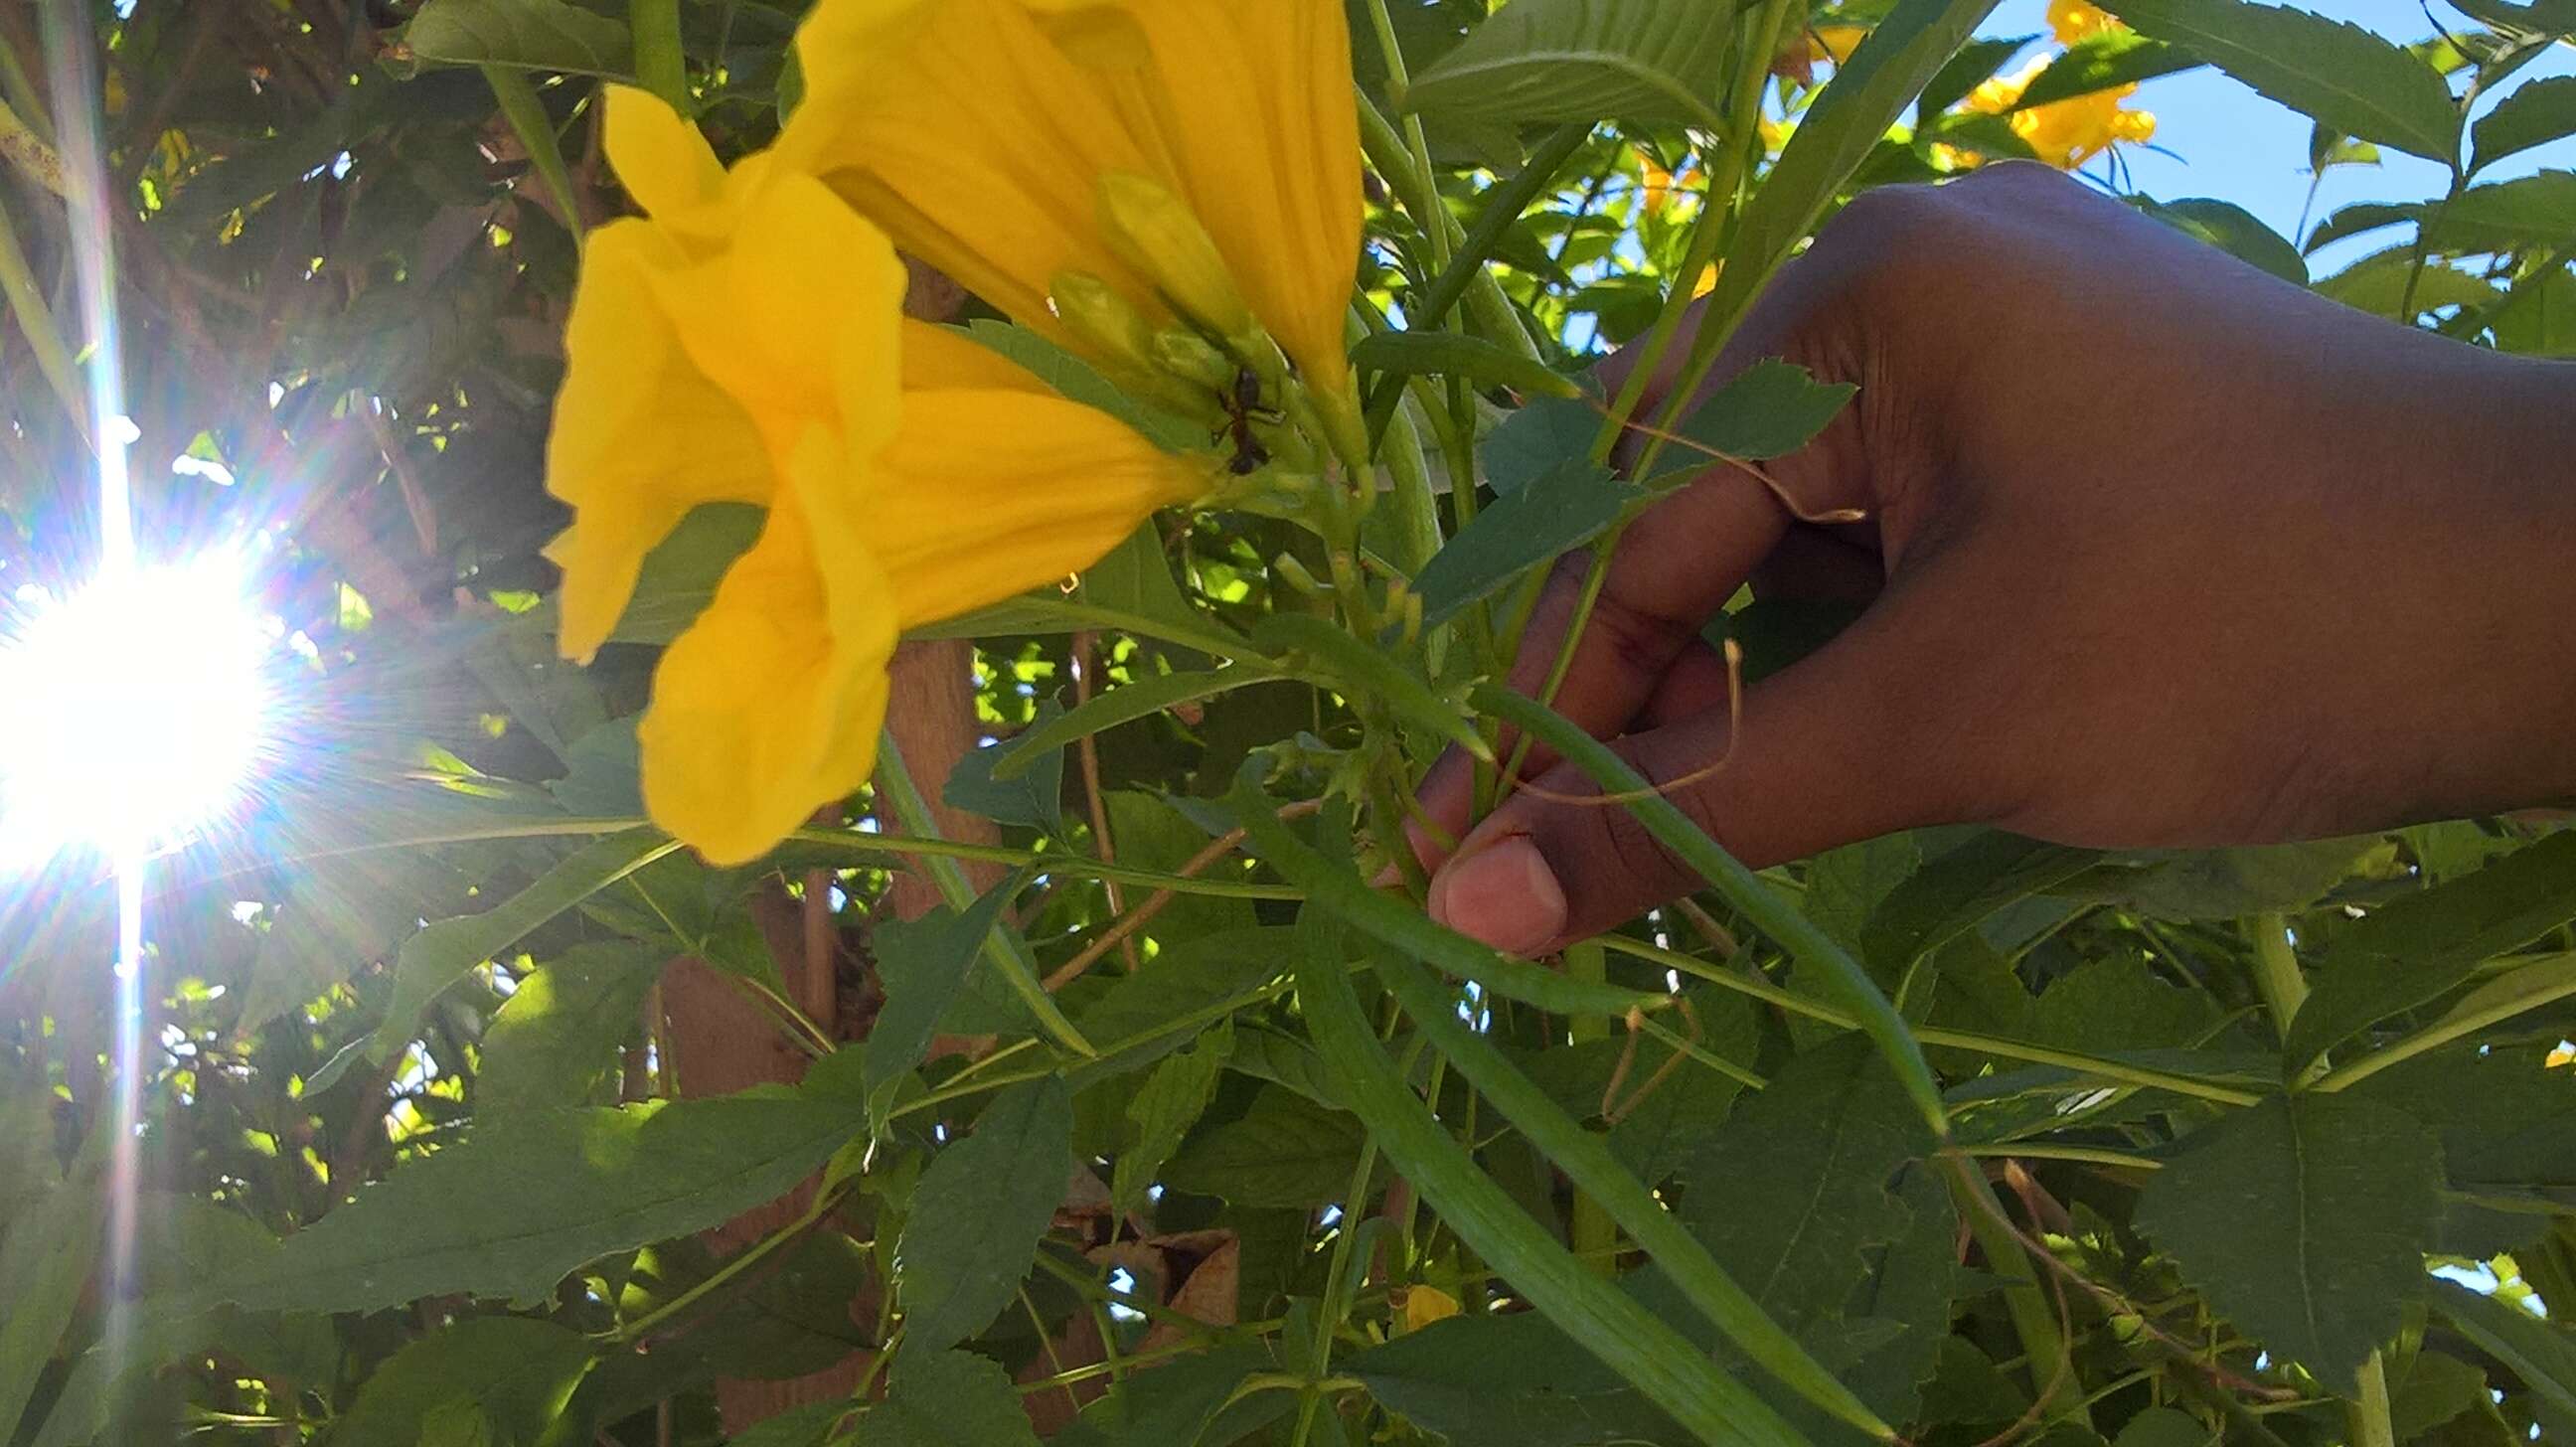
<box><xmin>202</xmin><ymin>1093</ymin><xmax>859</xmax><ymax>1313</ymax></box>
<box><xmin>2286</xmin><ymin>831</ymin><xmax>2576</xmax><ymax>1071</ymax></box>
<box><xmin>2109</xmin><ymin>1406</ymin><xmax>2212</xmax><ymax>1447</ymax></box>
<box><xmin>2474</xmin><ymin>75</ymin><xmax>2576</xmax><ymax>172</ymax></box>
<box><xmin>2134</xmin><ymin>1093</ymin><xmax>2441</xmax><ymax>1380</ymax></box>
<box><xmin>894</xmin><ymin>1077</ymin><xmax>1071</xmax><ymax>1355</ymax></box>
<box><xmin>373</xmin><ymin>828</ymin><xmax>682</xmax><ymax>1062</ymax></box>
<box><xmin>1413</xmin><ymin>459</ymin><xmax>1639</xmax><ymax>629</ymax></box>
<box><xmin>333</xmin><ymin>1318</ymin><xmax>595</xmax><ymax>1447</ymax></box>
<box><xmin>2114</xmin><ymin>837</ymin><xmax>2382</xmax><ymax>921</ymax></box>
<box><xmin>851</xmin><ymin>1349</ymin><xmax>1045</xmax><ymax>1447</ymax></box>
<box><xmin>1861</xmin><ymin>831</ymin><xmax>2098</xmax><ymax>974</ymax></box>
<box><xmin>399</xmin><ymin>0</ymin><xmax>634</xmax><ymax>80</ymax></box>
<box><xmin>2349</xmin><ymin>1045</ymin><xmax>2576</xmax><ymax>1192</ymax></box>
<box><xmin>1347</xmin><ymin>1313</ymin><xmax>1680</xmax><ymax>1447</ymax></box>
<box><xmin>477</xmin><ymin>940</ymin><xmax>662</xmax><ymax>1114</ymax></box>
<box><xmin>1102</xmin><ymin>792</ymin><xmax>1253</xmax><ymax>943</ymax></box>
<box><xmin>1403</xmin><ymin>0</ymin><xmax>1736</xmax><ymax>131</ymax></box>
<box><xmin>1113</xmin><ymin>1022</ymin><xmax>1230</xmax><ymax>1217</ymax></box>
<box><xmin>2391</xmin><ymin>1350</ymin><xmax>2500</xmax><ymax>1441</ymax></box>
<box><xmin>866</xmin><ymin>882</ymin><xmax>1022</xmax><ymax>1097</ymax></box>
<box><xmin>1481</xmin><ymin>394</ymin><xmax>1601</xmax><ymax>496</ymax></box>
<box><xmin>2029</xmin><ymin>957</ymin><xmax>2219</xmax><ymax>1054</ymax></box>
<box><xmin>1672</xmin><ymin>360</ymin><xmax>1857</xmax><ymax>466</ymax></box>
<box><xmin>2105</xmin><ymin>0</ymin><xmax>2462</xmax><ymax>165</ymax></box>
<box><xmin>2427</xmin><ymin>169</ymin><xmax>2576</xmax><ymax>252</ymax></box>
<box><xmin>2317</xmin><ymin>246</ymin><xmax>2502</xmax><ymax>320</ymax></box>
<box><xmin>1162</xmin><ymin>1085</ymin><xmax>1368</xmax><ymax>1208</ymax></box>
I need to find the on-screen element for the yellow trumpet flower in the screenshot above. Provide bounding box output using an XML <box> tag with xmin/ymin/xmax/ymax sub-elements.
<box><xmin>1943</xmin><ymin>55</ymin><xmax>2157</xmax><ymax>172</ymax></box>
<box><xmin>2048</xmin><ymin>0</ymin><xmax>2124</xmax><ymax>45</ymax></box>
<box><xmin>777</xmin><ymin>0</ymin><xmax>1364</xmax><ymax>405</ymax></box>
<box><xmin>548</xmin><ymin>88</ymin><xmax>1205</xmax><ymax>864</ymax></box>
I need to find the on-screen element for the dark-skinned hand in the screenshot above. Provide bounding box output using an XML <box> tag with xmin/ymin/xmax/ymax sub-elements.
<box><xmin>1412</xmin><ymin>162</ymin><xmax>2576</xmax><ymax>957</ymax></box>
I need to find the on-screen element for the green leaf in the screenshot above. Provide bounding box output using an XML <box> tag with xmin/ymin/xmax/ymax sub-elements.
<box><xmin>1375</xmin><ymin>951</ymin><xmax>1893</xmax><ymax>1439</ymax></box>
<box><xmin>1671</xmin><ymin>1037</ymin><xmax>1930</xmax><ymax>1360</ymax></box>
<box><xmin>1836</xmin><ymin>1164</ymin><xmax>1962</xmax><ymax>1432</ymax></box>
<box><xmin>2028</xmin><ymin>957</ymin><xmax>2220</xmax><ymax>1054</ymax></box>
<box><xmin>993</xmin><ymin>669</ymin><xmax>1271</xmax><ymax>782</ymax></box>
<box><xmin>1412</xmin><ymin>460</ymin><xmax>1641</xmax><ymax>629</ymax></box>
<box><xmin>865</xmin><ymin>883</ymin><xmax>1022</xmax><ymax>1098</ymax></box>
<box><xmin>398</xmin><ymin>0</ymin><xmax>634</xmax><ymax>80</ymax></box>
<box><xmin>1290</xmin><ymin>905</ymin><xmax>1810</xmax><ymax>1447</ymax></box>
<box><xmin>1076</xmin><ymin>523</ymin><xmax>1208</xmax><ymax>659</ymax></box>
<box><xmin>2349</xmin><ymin>1045</ymin><xmax>2576</xmax><ymax>1192</ymax></box>
<box><xmin>0</xmin><ymin>1121</ymin><xmax>104</xmax><ymax>1432</ymax></box>
<box><xmin>2317</xmin><ymin>247</ymin><xmax>2502</xmax><ymax>320</ymax></box>
<box><xmin>203</xmin><ymin>1093</ymin><xmax>860</xmax><ymax>1313</ymax></box>
<box><xmin>1163</xmin><ymin>1085</ymin><xmax>1369</xmax><ymax>1208</ymax></box>
<box><xmin>2113</xmin><ymin>837</ymin><xmax>2383</xmax><ymax>921</ymax></box>
<box><xmin>1102</xmin><ymin>792</ymin><xmax>1253</xmax><ymax>943</ymax></box>
<box><xmin>1403</xmin><ymin>0</ymin><xmax>1736</xmax><ymax>131</ymax></box>
<box><xmin>1670</xmin><ymin>360</ymin><xmax>1858</xmax><ymax>466</ymax></box>
<box><xmin>2139</xmin><ymin>198</ymin><xmax>2309</xmax><ymax>284</ymax></box>
<box><xmin>2011</xmin><ymin>30</ymin><xmax>2198</xmax><ymax>109</ymax></box>
<box><xmin>2133</xmin><ymin>1093</ymin><xmax>2441</xmax><ymax>1380</ymax></box>
<box><xmin>2391</xmin><ymin>1350</ymin><xmax>2502</xmax><ymax>1442</ymax></box>
<box><xmin>1250</xmin><ymin>613</ymin><xmax>1491</xmax><ymax>764</ymax></box>
<box><xmin>333</xmin><ymin>1318</ymin><xmax>595</xmax><ymax>1447</ymax></box>
<box><xmin>960</xmin><ymin>321</ymin><xmax>1203</xmax><ymax>453</ymax></box>
<box><xmin>724</xmin><ymin>1400</ymin><xmax>852</xmax><ymax>1447</ymax></box>
<box><xmin>477</xmin><ymin>940</ymin><xmax>662</xmax><ymax>1114</ymax></box>
<box><xmin>373</xmin><ymin>828</ymin><xmax>682</xmax><ymax>1062</ymax></box>
<box><xmin>894</xmin><ymin>1076</ymin><xmax>1072</xmax><ymax>1355</ymax></box>
<box><xmin>1860</xmin><ymin>832</ymin><xmax>2098</xmax><ymax>974</ymax></box>
<box><xmin>851</xmin><ymin>1349</ymin><xmax>1045</xmax><ymax>1447</ymax></box>
<box><xmin>940</xmin><ymin>701</ymin><xmax>1066</xmax><ymax>828</ymax></box>
<box><xmin>2109</xmin><ymin>1406</ymin><xmax>2212</xmax><ymax>1447</ymax></box>
<box><xmin>2103</xmin><ymin>0</ymin><xmax>2462</xmax><ymax>166</ymax></box>
<box><xmin>1699</xmin><ymin>0</ymin><xmax>2003</xmax><ymax>360</ymax></box>
<box><xmin>2426</xmin><ymin>169</ymin><xmax>2576</xmax><ymax>253</ymax></box>
<box><xmin>2430</xmin><ymin>1279</ymin><xmax>2576</xmax><ymax>1432</ymax></box>
<box><xmin>1348</xmin><ymin>1313</ymin><xmax>1680</xmax><ymax>1447</ymax></box>
<box><xmin>1352</xmin><ymin>329</ymin><xmax>1584</xmax><ymax>399</ymax></box>
<box><xmin>1481</xmin><ymin>394</ymin><xmax>1601</xmax><ymax>496</ymax></box>
<box><xmin>580</xmin><ymin>503</ymin><xmax>764</xmax><ymax>647</ymax></box>
<box><xmin>1919</xmin><ymin>35</ymin><xmax>2040</xmax><ymax>120</ymax></box>
<box><xmin>1112</xmin><ymin>1022</ymin><xmax>1230</xmax><ymax>1217</ymax></box>
<box><xmin>2285</xmin><ymin>831</ymin><xmax>2576</xmax><ymax>1071</ymax></box>
<box><xmin>2474</xmin><ymin>75</ymin><xmax>2576</xmax><ymax>172</ymax></box>
<box><xmin>1070</xmin><ymin>925</ymin><xmax>1297</xmax><ymax>1074</ymax></box>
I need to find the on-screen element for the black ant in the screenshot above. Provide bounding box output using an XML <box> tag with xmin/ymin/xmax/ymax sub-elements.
<box><xmin>1216</xmin><ymin>367</ymin><xmax>1282</xmax><ymax>475</ymax></box>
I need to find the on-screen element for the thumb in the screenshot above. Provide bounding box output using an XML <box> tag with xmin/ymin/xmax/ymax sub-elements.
<box><xmin>1425</xmin><ymin>611</ymin><xmax>1955</xmax><ymax>955</ymax></box>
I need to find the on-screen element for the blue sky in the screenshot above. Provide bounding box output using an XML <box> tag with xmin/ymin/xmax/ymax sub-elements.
<box><xmin>1980</xmin><ymin>1</ymin><xmax>2576</xmax><ymax>271</ymax></box>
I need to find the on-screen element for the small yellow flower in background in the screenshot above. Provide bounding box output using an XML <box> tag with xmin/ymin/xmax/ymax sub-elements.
<box><xmin>1400</xmin><ymin>1285</ymin><xmax>1462</xmax><ymax>1331</ymax></box>
<box><xmin>2048</xmin><ymin>0</ymin><xmax>2124</xmax><ymax>45</ymax></box>
<box><xmin>778</xmin><ymin>0</ymin><xmax>1365</xmax><ymax>422</ymax></box>
<box><xmin>1811</xmin><ymin>24</ymin><xmax>1869</xmax><ymax>65</ymax></box>
<box><xmin>548</xmin><ymin>88</ymin><xmax>1206</xmax><ymax>865</ymax></box>
<box><xmin>2548</xmin><ymin>1042</ymin><xmax>2576</xmax><ymax>1069</ymax></box>
<box><xmin>1948</xmin><ymin>55</ymin><xmax>2156</xmax><ymax>171</ymax></box>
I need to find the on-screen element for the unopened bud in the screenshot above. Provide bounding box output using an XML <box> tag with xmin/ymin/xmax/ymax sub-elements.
<box><xmin>1049</xmin><ymin>270</ymin><xmax>1160</xmax><ymax>377</ymax></box>
<box><xmin>1271</xmin><ymin>552</ymin><xmax>1328</xmax><ymax>597</ymax></box>
<box><xmin>1150</xmin><ymin>327</ymin><xmax>1236</xmax><ymax>392</ymax></box>
<box><xmin>1097</xmin><ymin>171</ymin><xmax>1256</xmax><ymax>346</ymax></box>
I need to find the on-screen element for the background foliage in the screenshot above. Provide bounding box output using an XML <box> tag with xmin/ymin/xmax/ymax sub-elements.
<box><xmin>2</xmin><ymin>1</ymin><xmax>2574</xmax><ymax>1445</ymax></box>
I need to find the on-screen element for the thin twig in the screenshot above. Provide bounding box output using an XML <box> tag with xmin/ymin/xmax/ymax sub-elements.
<box><xmin>1042</xmin><ymin>799</ymin><xmax>1323</xmax><ymax>992</ymax></box>
<box><xmin>1071</xmin><ymin>631</ymin><xmax>1142</xmax><ymax>973</ymax></box>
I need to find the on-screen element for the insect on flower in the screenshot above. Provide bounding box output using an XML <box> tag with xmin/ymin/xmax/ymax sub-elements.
<box><xmin>1219</xmin><ymin>366</ymin><xmax>1283</xmax><ymax>475</ymax></box>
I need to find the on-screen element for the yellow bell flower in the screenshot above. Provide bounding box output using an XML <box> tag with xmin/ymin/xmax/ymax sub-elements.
<box><xmin>548</xmin><ymin>88</ymin><xmax>1207</xmax><ymax>864</ymax></box>
<box><xmin>1947</xmin><ymin>55</ymin><xmax>2156</xmax><ymax>172</ymax></box>
<box><xmin>777</xmin><ymin>0</ymin><xmax>1364</xmax><ymax>405</ymax></box>
<box><xmin>2047</xmin><ymin>0</ymin><xmax>2123</xmax><ymax>45</ymax></box>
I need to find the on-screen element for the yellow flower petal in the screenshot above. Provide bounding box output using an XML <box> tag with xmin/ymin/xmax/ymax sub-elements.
<box><xmin>897</xmin><ymin>320</ymin><xmax>1050</xmax><ymax>394</ymax></box>
<box><xmin>875</xmin><ymin>387</ymin><xmax>1207</xmax><ymax>624</ymax></box>
<box><xmin>545</xmin><ymin>221</ymin><xmax>773</xmax><ymax>663</ymax></box>
<box><xmin>2047</xmin><ymin>0</ymin><xmax>2122</xmax><ymax>45</ymax></box>
<box><xmin>603</xmin><ymin>84</ymin><xmax>725</xmax><ymax>222</ymax></box>
<box><xmin>639</xmin><ymin>476</ymin><xmax>895</xmax><ymax>866</ymax></box>
<box><xmin>1402</xmin><ymin>1286</ymin><xmax>1462</xmax><ymax>1332</ymax></box>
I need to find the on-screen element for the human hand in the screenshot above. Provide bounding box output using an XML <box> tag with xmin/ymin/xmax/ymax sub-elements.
<box><xmin>1414</xmin><ymin>163</ymin><xmax>2576</xmax><ymax>956</ymax></box>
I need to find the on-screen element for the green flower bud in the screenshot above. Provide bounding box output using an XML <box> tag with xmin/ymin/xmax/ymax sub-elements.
<box><xmin>1048</xmin><ymin>270</ymin><xmax>1160</xmax><ymax>378</ymax></box>
<box><xmin>1096</xmin><ymin>171</ymin><xmax>1257</xmax><ymax>347</ymax></box>
<box><xmin>1149</xmin><ymin>327</ymin><xmax>1236</xmax><ymax>393</ymax></box>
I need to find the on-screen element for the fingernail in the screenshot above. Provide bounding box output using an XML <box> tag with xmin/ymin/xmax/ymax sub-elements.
<box><xmin>1427</xmin><ymin>837</ymin><xmax>1566</xmax><ymax>957</ymax></box>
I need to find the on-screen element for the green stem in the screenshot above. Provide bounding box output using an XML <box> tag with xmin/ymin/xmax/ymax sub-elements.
<box><xmin>1479</xmin><ymin>686</ymin><xmax>1949</xmax><ymax>1136</ymax></box>
<box><xmin>2310</xmin><ymin>951</ymin><xmax>2576</xmax><ymax>1094</ymax></box>
<box><xmin>1355</xmin><ymin>92</ymin><xmax>1540</xmax><ymax>361</ymax></box>
<box><xmin>631</xmin><ymin>0</ymin><xmax>689</xmax><ymax>111</ymax></box>
<box><xmin>1960</xmin><ymin>1143</ymin><xmax>2162</xmax><ymax>1171</ymax></box>
<box><xmin>0</xmin><ymin>37</ymin><xmax>50</xmax><ymax>147</ymax></box>
<box><xmin>875</xmin><ymin>730</ymin><xmax>1097</xmax><ymax>1058</ymax></box>
<box><xmin>614</xmin><ymin>1188</ymin><xmax>837</xmax><ymax>1345</ymax></box>
<box><xmin>481</xmin><ymin>67</ymin><xmax>584</xmax><ymax>239</ymax></box>
<box><xmin>1939</xmin><ymin>1151</ymin><xmax>2089</xmax><ymax>1423</ymax></box>
<box><xmin>783</xmin><ymin>829</ymin><xmax>1304</xmax><ymax>900</ymax></box>
<box><xmin>1563</xmin><ymin>941</ymin><xmax>1619</xmax><ymax>1276</ymax></box>
<box><xmin>1599</xmin><ymin>934</ymin><xmax>2263</xmax><ymax>1107</ymax></box>
<box><xmin>1294</xmin><ymin>1125</ymin><xmax>1385</xmax><ymax>1447</ymax></box>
